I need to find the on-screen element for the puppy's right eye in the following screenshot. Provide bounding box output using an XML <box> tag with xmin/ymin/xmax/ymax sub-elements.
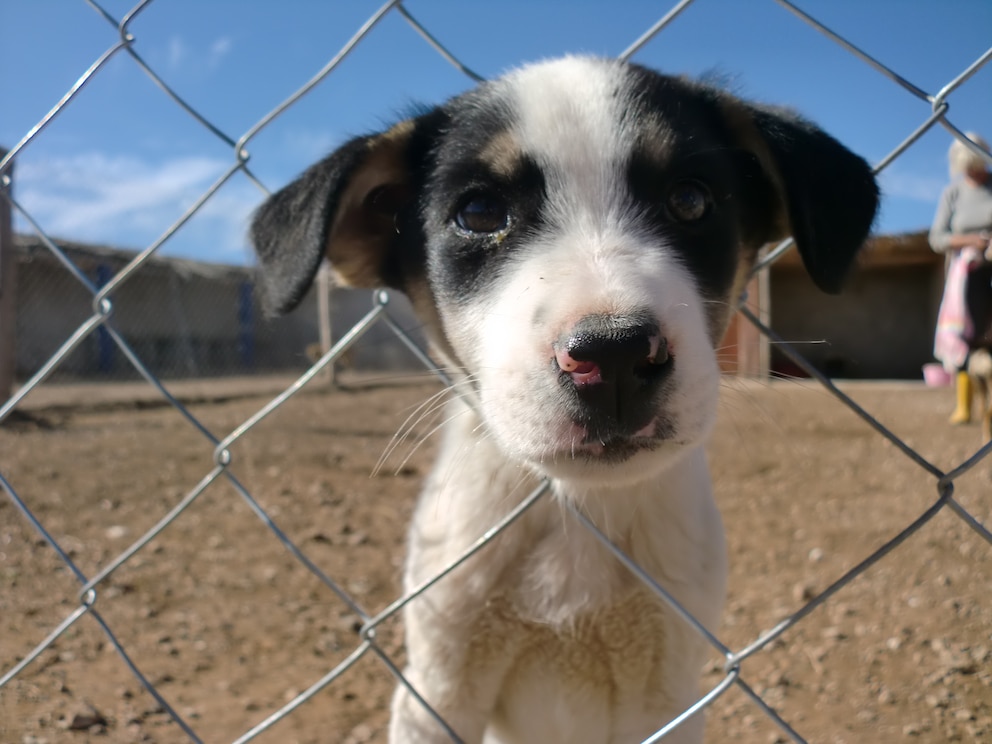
<box><xmin>666</xmin><ymin>181</ymin><xmax>711</xmax><ymax>223</ymax></box>
<box><xmin>454</xmin><ymin>194</ymin><xmax>509</xmax><ymax>234</ymax></box>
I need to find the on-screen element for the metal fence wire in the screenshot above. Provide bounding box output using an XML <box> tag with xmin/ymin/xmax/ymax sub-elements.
<box><xmin>2</xmin><ymin>1</ymin><xmax>992</xmax><ymax>742</ymax></box>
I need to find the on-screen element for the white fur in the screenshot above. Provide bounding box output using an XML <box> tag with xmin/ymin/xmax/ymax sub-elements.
<box><xmin>390</xmin><ymin>58</ymin><xmax>728</xmax><ymax>744</ymax></box>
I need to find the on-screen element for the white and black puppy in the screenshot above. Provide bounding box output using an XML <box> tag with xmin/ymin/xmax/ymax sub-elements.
<box><xmin>251</xmin><ymin>56</ymin><xmax>878</xmax><ymax>744</ymax></box>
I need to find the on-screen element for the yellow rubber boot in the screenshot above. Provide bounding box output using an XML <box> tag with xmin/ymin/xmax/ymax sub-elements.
<box><xmin>949</xmin><ymin>371</ymin><xmax>972</xmax><ymax>425</ymax></box>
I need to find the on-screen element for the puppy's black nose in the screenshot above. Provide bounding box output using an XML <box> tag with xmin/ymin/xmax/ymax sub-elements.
<box><xmin>555</xmin><ymin>313</ymin><xmax>670</xmax><ymax>437</ymax></box>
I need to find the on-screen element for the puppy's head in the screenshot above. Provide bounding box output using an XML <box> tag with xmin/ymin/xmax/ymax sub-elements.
<box><xmin>252</xmin><ymin>57</ymin><xmax>878</xmax><ymax>484</ymax></box>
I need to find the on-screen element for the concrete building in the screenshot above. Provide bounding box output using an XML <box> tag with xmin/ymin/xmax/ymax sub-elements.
<box><xmin>9</xmin><ymin>235</ymin><xmax>425</xmax><ymax>383</ymax></box>
<box><xmin>766</xmin><ymin>231</ymin><xmax>942</xmax><ymax>380</ymax></box>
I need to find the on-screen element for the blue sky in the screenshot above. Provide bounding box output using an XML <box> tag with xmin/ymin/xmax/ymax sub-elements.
<box><xmin>2</xmin><ymin>0</ymin><xmax>990</xmax><ymax>265</ymax></box>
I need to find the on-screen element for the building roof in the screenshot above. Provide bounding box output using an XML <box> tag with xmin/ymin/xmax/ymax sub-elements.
<box><xmin>770</xmin><ymin>230</ymin><xmax>940</xmax><ymax>270</ymax></box>
<box><xmin>13</xmin><ymin>233</ymin><xmax>254</xmax><ymax>282</ymax></box>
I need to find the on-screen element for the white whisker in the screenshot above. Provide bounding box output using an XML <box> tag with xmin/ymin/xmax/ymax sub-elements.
<box><xmin>374</xmin><ymin>375</ymin><xmax>480</xmax><ymax>476</ymax></box>
<box><xmin>391</xmin><ymin>404</ymin><xmax>473</xmax><ymax>476</ymax></box>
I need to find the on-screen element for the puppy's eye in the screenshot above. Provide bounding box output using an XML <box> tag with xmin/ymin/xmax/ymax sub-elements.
<box><xmin>666</xmin><ymin>181</ymin><xmax>711</xmax><ymax>222</ymax></box>
<box><xmin>455</xmin><ymin>194</ymin><xmax>509</xmax><ymax>234</ymax></box>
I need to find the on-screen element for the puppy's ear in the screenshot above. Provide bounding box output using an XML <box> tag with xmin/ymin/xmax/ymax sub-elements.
<box><xmin>250</xmin><ymin>121</ymin><xmax>418</xmax><ymax>315</ymax></box>
<box><xmin>748</xmin><ymin>105</ymin><xmax>879</xmax><ymax>293</ymax></box>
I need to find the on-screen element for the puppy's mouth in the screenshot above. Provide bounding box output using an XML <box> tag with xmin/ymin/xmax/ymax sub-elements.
<box><xmin>570</xmin><ymin>438</ymin><xmax>656</xmax><ymax>463</ymax></box>
<box><xmin>561</xmin><ymin>417</ymin><xmax>673</xmax><ymax>464</ymax></box>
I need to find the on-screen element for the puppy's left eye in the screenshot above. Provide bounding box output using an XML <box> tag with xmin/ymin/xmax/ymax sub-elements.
<box><xmin>666</xmin><ymin>181</ymin><xmax>711</xmax><ymax>222</ymax></box>
<box><xmin>455</xmin><ymin>194</ymin><xmax>509</xmax><ymax>234</ymax></box>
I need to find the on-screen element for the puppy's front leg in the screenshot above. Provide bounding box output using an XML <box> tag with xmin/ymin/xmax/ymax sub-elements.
<box><xmin>389</xmin><ymin>683</ymin><xmax>475</xmax><ymax>744</ymax></box>
<box><xmin>389</xmin><ymin>675</ymin><xmax>486</xmax><ymax>744</ymax></box>
<box><xmin>389</xmin><ymin>593</ymin><xmax>520</xmax><ymax>744</ymax></box>
<box><xmin>388</xmin><ymin>416</ymin><xmax>534</xmax><ymax>743</ymax></box>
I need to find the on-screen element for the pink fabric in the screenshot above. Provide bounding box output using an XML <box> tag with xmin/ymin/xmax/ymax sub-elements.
<box><xmin>934</xmin><ymin>247</ymin><xmax>984</xmax><ymax>372</ymax></box>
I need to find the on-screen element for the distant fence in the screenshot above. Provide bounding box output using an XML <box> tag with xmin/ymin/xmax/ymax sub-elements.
<box><xmin>1</xmin><ymin>1</ymin><xmax>991</xmax><ymax>743</ymax></box>
<box><xmin>8</xmin><ymin>234</ymin><xmax>425</xmax><ymax>381</ymax></box>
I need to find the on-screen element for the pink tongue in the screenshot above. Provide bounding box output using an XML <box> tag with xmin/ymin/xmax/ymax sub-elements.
<box><xmin>555</xmin><ymin>349</ymin><xmax>602</xmax><ymax>385</ymax></box>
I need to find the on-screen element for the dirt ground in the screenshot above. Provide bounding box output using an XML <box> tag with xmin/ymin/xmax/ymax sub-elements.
<box><xmin>1</xmin><ymin>376</ymin><xmax>990</xmax><ymax>744</ymax></box>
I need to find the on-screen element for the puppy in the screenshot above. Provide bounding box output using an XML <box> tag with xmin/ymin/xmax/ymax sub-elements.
<box><xmin>251</xmin><ymin>56</ymin><xmax>878</xmax><ymax>744</ymax></box>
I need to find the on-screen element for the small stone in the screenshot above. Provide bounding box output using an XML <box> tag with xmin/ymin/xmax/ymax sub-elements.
<box><xmin>856</xmin><ymin>708</ymin><xmax>878</xmax><ymax>723</ymax></box>
<box><xmin>345</xmin><ymin>723</ymin><xmax>373</xmax><ymax>743</ymax></box>
<box><xmin>346</xmin><ymin>530</ymin><xmax>369</xmax><ymax>546</ymax></box>
<box><xmin>67</xmin><ymin>711</ymin><xmax>107</xmax><ymax>731</ymax></box>
<box><xmin>765</xmin><ymin>670</ymin><xmax>789</xmax><ymax>687</ymax></box>
<box><xmin>822</xmin><ymin>626</ymin><xmax>846</xmax><ymax>641</ymax></box>
<box><xmin>792</xmin><ymin>582</ymin><xmax>816</xmax><ymax>602</ymax></box>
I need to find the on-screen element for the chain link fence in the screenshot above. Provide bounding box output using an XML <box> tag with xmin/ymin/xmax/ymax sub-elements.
<box><xmin>2</xmin><ymin>1</ymin><xmax>992</xmax><ymax>742</ymax></box>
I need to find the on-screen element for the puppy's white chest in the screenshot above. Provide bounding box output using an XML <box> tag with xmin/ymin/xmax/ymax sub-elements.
<box><xmin>488</xmin><ymin>591</ymin><xmax>702</xmax><ymax>744</ymax></box>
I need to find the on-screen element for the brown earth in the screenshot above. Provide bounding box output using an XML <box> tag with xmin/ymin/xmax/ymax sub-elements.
<box><xmin>1</xmin><ymin>376</ymin><xmax>990</xmax><ymax>744</ymax></box>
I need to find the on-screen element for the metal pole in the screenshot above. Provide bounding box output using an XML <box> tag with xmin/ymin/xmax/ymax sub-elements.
<box><xmin>737</xmin><ymin>272</ymin><xmax>770</xmax><ymax>378</ymax></box>
<box><xmin>0</xmin><ymin>148</ymin><xmax>16</xmax><ymax>403</ymax></box>
<box><xmin>316</xmin><ymin>261</ymin><xmax>334</xmax><ymax>385</ymax></box>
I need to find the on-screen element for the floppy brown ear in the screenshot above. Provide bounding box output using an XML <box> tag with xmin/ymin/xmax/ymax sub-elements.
<box><xmin>250</xmin><ymin>121</ymin><xmax>418</xmax><ymax>315</ymax></box>
<box><xmin>748</xmin><ymin>105</ymin><xmax>879</xmax><ymax>293</ymax></box>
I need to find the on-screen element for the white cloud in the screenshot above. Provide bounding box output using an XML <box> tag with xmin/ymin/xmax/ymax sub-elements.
<box><xmin>167</xmin><ymin>35</ymin><xmax>187</xmax><ymax>70</ymax></box>
<box><xmin>878</xmin><ymin>168</ymin><xmax>946</xmax><ymax>203</ymax></box>
<box><xmin>208</xmin><ymin>36</ymin><xmax>233</xmax><ymax>67</ymax></box>
<box><xmin>282</xmin><ymin>128</ymin><xmax>340</xmax><ymax>164</ymax></box>
<box><xmin>14</xmin><ymin>151</ymin><xmax>263</xmax><ymax>263</ymax></box>
<box><xmin>180</xmin><ymin>179</ymin><xmax>261</xmax><ymax>261</ymax></box>
<box><xmin>162</xmin><ymin>35</ymin><xmax>232</xmax><ymax>73</ymax></box>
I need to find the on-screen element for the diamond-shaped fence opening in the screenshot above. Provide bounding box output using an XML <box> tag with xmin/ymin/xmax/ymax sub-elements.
<box><xmin>1</xmin><ymin>1</ymin><xmax>991</xmax><ymax>743</ymax></box>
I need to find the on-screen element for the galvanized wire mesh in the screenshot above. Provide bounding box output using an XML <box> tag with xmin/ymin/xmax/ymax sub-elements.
<box><xmin>2</xmin><ymin>1</ymin><xmax>991</xmax><ymax>742</ymax></box>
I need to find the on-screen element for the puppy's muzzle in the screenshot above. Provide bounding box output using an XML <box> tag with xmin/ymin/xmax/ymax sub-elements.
<box><xmin>555</xmin><ymin>313</ymin><xmax>671</xmax><ymax>441</ymax></box>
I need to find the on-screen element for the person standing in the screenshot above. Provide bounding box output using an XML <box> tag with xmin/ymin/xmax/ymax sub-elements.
<box><xmin>930</xmin><ymin>132</ymin><xmax>992</xmax><ymax>424</ymax></box>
